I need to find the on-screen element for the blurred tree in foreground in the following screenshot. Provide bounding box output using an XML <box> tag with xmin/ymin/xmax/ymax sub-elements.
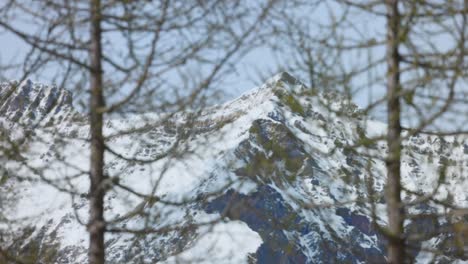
<box><xmin>0</xmin><ymin>0</ymin><xmax>276</xmax><ymax>263</ymax></box>
<box><xmin>265</xmin><ymin>0</ymin><xmax>467</xmax><ymax>262</ymax></box>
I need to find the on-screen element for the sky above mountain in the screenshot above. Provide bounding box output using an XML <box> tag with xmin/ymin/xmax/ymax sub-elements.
<box><xmin>0</xmin><ymin>2</ymin><xmax>464</xmax><ymax>130</ymax></box>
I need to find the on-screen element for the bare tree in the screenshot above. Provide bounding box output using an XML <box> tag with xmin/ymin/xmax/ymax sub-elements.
<box><xmin>0</xmin><ymin>0</ymin><xmax>277</xmax><ymax>263</ymax></box>
<box><xmin>88</xmin><ymin>0</ymin><xmax>105</xmax><ymax>262</ymax></box>
<box><xmin>262</xmin><ymin>0</ymin><xmax>468</xmax><ymax>262</ymax></box>
<box><xmin>384</xmin><ymin>1</ymin><xmax>404</xmax><ymax>262</ymax></box>
<box><xmin>1</xmin><ymin>0</ymin><xmax>466</xmax><ymax>263</ymax></box>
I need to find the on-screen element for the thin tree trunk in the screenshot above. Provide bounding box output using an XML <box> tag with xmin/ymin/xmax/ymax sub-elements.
<box><xmin>385</xmin><ymin>0</ymin><xmax>404</xmax><ymax>263</ymax></box>
<box><xmin>88</xmin><ymin>0</ymin><xmax>106</xmax><ymax>263</ymax></box>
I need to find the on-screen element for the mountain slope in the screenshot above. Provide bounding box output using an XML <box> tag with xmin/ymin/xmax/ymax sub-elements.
<box><xmin>1</xmin><ymin>73</ymin><xmax>467</xmax><ymax>263</ymax></box>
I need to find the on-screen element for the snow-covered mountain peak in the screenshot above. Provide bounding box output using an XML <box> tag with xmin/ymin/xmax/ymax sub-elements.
<box><xmin>249</xmin><ymin>71</ymin><xmax>306</xmax><ymax>98</ymax></box>
<box><xmin>215</xmin><ymin>72</ymin><xmax>308</xmax><ymax>118</ymax></box>
<box><xmin>219</xmin><ymin>71</ymin><xmax>361</xmax><ymax>121</ymax></box>
<box><xmin>0</xmin><ymin>79</ymin><xmax>74</xmax><ymax>126</ymax></box>
<box><xmin>266</xmin><ymin>71</ymin><xmax>303</xmax><ymax>88</ymax></box>
<box><xmin>1</xmin><ymin>73</ymin><xmax>468</xmax><ymax>263</ymax></box>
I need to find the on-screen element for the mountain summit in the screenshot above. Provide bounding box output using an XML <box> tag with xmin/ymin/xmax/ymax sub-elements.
<box><xmin>1</xmin><ymin>73</ymin><xmax>467</xmax><ymax>263</ymax></box>
<box><xmin>0</xmin><ymin>79</ymin><xmax>74</xmax><ymax>125</ymax></box>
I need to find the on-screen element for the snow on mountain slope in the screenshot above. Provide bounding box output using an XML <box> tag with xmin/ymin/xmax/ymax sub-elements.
<box><xmin>1</xmin><ymin>73</ymin><xmax>467</xmax><ymax>263</ymax></box>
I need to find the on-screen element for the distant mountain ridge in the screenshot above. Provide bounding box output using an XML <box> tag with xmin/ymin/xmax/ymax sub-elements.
<box><xmin>1</xmin><ymin>73</ymin><xmax>467</xmax><ymax>263</ymax></box>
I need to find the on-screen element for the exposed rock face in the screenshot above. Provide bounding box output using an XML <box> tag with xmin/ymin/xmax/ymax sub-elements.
<box><xmin>1</xmin><ymin>73</ymin><xmax>467</xmax><ymax>263</ymax></box>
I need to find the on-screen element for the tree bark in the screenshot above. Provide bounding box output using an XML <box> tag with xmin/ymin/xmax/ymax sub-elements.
<box><xmin>385</xmin><ymin>0</ymin><xmax>404</xmax><ymax>263</ymax></box>
<box><xmin>88</xmin><ymin>0</ymin><xmax>106</xmax><ymax>263</ymax></box>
